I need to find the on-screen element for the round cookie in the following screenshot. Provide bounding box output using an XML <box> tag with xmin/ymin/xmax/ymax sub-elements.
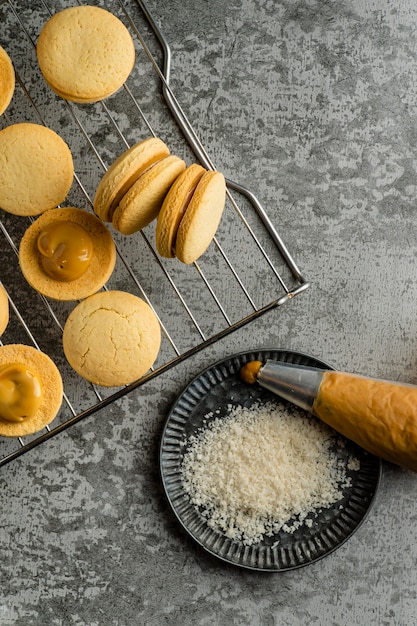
<box><xmin>0</xmin><ymin>284</ymin><xmax>9</xmax><ymax>336</ymax></box>
<box><xmin>156</xmin><ymin>164</ymin><xmax>206</xmax><ymax>258</ymax></box>
<box><xmin>62</xmin><ymin>290</ymin><xmax>161</xmax><ymax>387</ymax></box>
<box><xmin>0</xmin><ymin>123</ymin><xmax>74</xmax><ymax>216</ymax></box>
<box><xmin>36</xmin><ymin>6</ymin><xmax>135</xmax><ymax>103</ymax></box>
<box><xmin>112</xmin><ymin>155</ymin><xmax>186</xmax><ymax>235</ymax></box>
<box><xmin>94</xmin><ymin>137</ymin><xmax>170</xmax><ymax>223</ymax></box>
<box><xmin>19</xmin><ymin>207</ymin><xmax>116</xmax><ymax>301</ymax></box>
<box><xmin>0</xmin><ymin>45</ymin><xmax>15</xmax><ymax>115</ymax></box>
<box><xmin>0</xmin><ymin>344</ymin><xmax>63</xmax><ymax>437</ymax></box>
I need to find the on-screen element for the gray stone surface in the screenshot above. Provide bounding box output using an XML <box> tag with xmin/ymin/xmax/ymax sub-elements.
<box><xmin>1</xmin><ymin>0</ymin><xmax>417</xmax><ymax>624</ymax></box>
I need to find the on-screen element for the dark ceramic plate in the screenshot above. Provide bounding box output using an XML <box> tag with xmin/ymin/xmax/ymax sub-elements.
<box><xmin>160</xmin><ymin>349</ymin><xmax>382</xmax><ymax>571</ymax></box>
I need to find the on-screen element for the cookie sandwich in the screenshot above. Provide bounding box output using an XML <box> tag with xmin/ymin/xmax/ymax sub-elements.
<box><xmin>155</xmin><ymin>164</ymin><xmax>226</xmax><ymax>264</ymax></box>
<box><xmin>94</xmin><ymin>137</ymin><xmax>186</xmax><ymax>235</ymax></box>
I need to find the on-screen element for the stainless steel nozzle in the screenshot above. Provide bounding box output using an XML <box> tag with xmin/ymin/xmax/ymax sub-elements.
<box><xmin>256</xmin><ymin>360</ymin><xmax>326</xmax><ymax>412</ymax></box>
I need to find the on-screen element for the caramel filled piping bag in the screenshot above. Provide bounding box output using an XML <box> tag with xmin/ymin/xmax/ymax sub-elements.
<box><xmin>240</xmin><ymin>359</ymin><xmax>417</xmax><ymax>473</ymax></box>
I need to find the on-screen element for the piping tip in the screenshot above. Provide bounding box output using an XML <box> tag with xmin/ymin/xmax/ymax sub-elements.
<box><xmin>240</xmin><ymin>359</ymin><xmax>326</xmax><ymax>413</ymax></box>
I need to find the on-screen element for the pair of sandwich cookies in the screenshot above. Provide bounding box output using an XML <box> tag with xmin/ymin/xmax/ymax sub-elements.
<box><xmin>94</xmin><ymin>138</ymin><xmax>227</xmax><ymax>263</ymax></box>
<box><xmin>156</xmin><ymin>164</ymin><xmax>226</xmax><ymax>264</ymax></box>
<box><xmin>94</xmin><ymin>137</ymin><xmax>186</xmax><ymax>235</ymax></box>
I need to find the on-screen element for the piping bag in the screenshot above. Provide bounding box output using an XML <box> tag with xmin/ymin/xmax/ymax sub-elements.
<box><xmin>240</xmin><ymin>360</ymin><xmax>417</xmax><ymax>473</ymax></box>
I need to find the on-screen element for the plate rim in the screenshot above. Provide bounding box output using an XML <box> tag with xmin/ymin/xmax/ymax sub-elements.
<box><xmin>159</xmin><ymin>348</ymin><xmax>383</xmax><ymax>572</ymax></box>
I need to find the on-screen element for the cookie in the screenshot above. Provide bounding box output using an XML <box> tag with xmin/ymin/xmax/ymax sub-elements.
<box><xmin>0</xmin><ymin>284</ymin><xmax>9</xmax><ymax>336</ymax></box>
<box><xmin>111</xmin><ymin>154</ymin><xmax>186</xmax><ymax>235</ymax></box>
<box><xmin>155</xmin><ymin>164</ymin><xmax>206</xmax><ymax>258</ymax></box>
<box><xmin>0</xmin><ymin>123</ymin><xmax>74</xmax><ymax>216</ymax></box>
<box><xmin>94</xmin><ymin>137</ymin><xmax>170</xmax><ymax>223</ymax></box>
<box><xmin>156</xmin><ymin>167</ymin><xmax>226</xmax><ymax>264</ymax></box>
<box><xmin>19</xmin><ymin>207</ymin><xmax>116</xmax><ymax>301</ymax></box>
<box><xmin>62</xmin><ymin>290</ymin><xmax>161</xmax><ymax>387</ymax></box>
<box><xmin>0</xmin><ymin>344</ymin><xmax>63</xmax><ymax>437</ymax></box>
<box><xmin>0</xmin><ymin>45</ymin><xmax>15</xmax><ymax>115</ymax></box>
<box><xmin>37</xmin><ymin>6</ymin><xmax>135</xmax><ymax>103</ymax></box>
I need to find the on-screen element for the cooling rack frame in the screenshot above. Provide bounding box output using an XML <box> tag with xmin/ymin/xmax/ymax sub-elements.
<box><xmin>0</xmin><ymin>0</ymin><xmax>310</xmax><ymax>467</ymax></box>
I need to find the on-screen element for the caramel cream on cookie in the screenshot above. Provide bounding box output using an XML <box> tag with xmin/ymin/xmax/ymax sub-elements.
<box><xmin>0</xmin><ymin>363</ymin><xmax>43</xmax><ymax>423</ymax></box>
<box><xmin>37</xmin><ymin>220</ymin><xmax>93</xmax><ymax>281</ymax></box>
<box><xmin>0</xmin><ymin>344</ymin><xmax>63</xmax><ymax>437</ymax></box>
<box><xmin>19</xmin><ymin>207</ymin><xmax>116</xmax><ymax>301</ymax></box>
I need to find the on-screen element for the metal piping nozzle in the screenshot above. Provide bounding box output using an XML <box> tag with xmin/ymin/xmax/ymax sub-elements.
<box><xmin>256</xmin><ymin>360</ymin><xmax>326</xmax><ymax>412</ymax></box>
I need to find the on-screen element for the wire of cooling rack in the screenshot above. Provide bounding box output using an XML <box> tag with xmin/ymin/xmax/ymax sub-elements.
<box><xmin>0</xmin><ymin>0</ymin><xmax>310</xmax><ymax>467</ymax></box>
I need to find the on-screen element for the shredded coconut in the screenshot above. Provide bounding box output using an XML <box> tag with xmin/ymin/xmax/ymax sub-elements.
<box><xmin>180</xmin><ymin>401</ymin><xmax>359</xmax><ymax>546</ymax></box>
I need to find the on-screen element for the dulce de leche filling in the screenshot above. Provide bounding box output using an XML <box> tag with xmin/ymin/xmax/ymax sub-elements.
<box><xmin>37</xmin><ymin>220</ymin><xmax>93</xmax><ymax>281</ymax></box>
<box><xmin>0</xmin><ymin>363</ymin><xmax>43</xmax><ymax>423</ymax></box>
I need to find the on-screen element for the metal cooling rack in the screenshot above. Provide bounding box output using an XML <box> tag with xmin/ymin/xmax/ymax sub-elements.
<box><xmin>0</xmin><ymin>0</ymin><xmax>310</xmax><ymax>467</ymax></box>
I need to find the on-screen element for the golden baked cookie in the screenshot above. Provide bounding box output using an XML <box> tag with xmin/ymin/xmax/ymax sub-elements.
<box><xmin>0</xmin><ymin>123</ymin><xmax>74</xmax><ymax>216</ymax></box>
<box><xmin>0</xmin><ymin>45</ymin><xmax>15</xmax><ymax>115</ymax></box>
<box><xmin>0</xmin><ymin>344</ymin><xmax>63</xmax><ymax>437</ymax></box>
<box><xmin>94</xmin><ymin>137</ymin><xmax>170</xmax><ymax>223</ymax></box>
<box><xmin>0</xmin><ymin>284</ymin><xmax>9</xmax><ymax>336</ymax></box>
<box><xmin>62</xmin><ymin>290</ymin><xmax>161</xmax><ymax>387</ymax></box>
<box><xmin>19</xmin><ymin>207</ymin><xmax>116</xmax><ymax>301</ymax></box>
<box><xmin>156</xmin><ymin>168</ymin><xmax>226</xmax><ymax>264</ymax></box>
<box><xmin>112</xmin><ymin>154</ymin><xmax>186</xmax><ymax>235</ymax></box>
<box><xmin>37</xmin><ymin>6</ymin><xmax>135</xmax><ymax>103</ymax></box>
<box><xmin>156</xmin><ymin>164</ymin><xmax>206</xmax><ymax>258</ymax></box>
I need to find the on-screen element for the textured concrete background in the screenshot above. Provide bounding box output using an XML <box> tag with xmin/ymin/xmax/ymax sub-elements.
<box><xmin>1</xmin><ymin>0</ymin><xmax>417</xmax><ymax>624</ymax></box>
